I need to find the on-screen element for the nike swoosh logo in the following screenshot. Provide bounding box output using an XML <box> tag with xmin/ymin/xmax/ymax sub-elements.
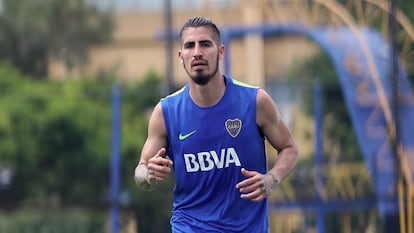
<box><xmin>179</xmin><ymin>130</ymin><xmax>196</xmax><ymax>140</ymax></box>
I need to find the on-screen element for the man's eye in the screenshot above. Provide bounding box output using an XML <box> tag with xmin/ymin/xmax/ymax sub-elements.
<box><xmin>184</xmin><ymin>43</ymin><xmax>194</xmax><ymax>49</ymax></box>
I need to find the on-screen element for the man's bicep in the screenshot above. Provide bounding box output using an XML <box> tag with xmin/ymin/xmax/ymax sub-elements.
<box><xmin>266</xmin><ymin>119</ymin><xmax>295</xmax><ymax>151</ymax></box>
<box><xmin>256</xmin><ymin>89</ymin><xmax>293</xmax><ymax>151</ymax></box>
<box><xmin>139</xmin><ymin>103</ymin><xmax>168</xmax><ymax>163</ymax></box>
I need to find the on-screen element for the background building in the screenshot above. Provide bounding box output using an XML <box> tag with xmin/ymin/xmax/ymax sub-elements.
<box><xmin>50</xmin><ymin>0</ymin><xmax>318</xmax><ymax>88</ymax></box>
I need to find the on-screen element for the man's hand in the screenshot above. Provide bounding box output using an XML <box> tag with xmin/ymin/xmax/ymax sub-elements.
<box><xmin>147</xmin><ymin>148</ymin><xmax>173</xmax><ymax>183</ymax></box>
<box><xmin>134</xmin><ymin>148</ymin><xmax>173</xmax><ymax>191</ymax></box>
<box><xmin>236</xmin><ymin>168</ymin><xmax>279</xmax><ymax>202</ymax></box>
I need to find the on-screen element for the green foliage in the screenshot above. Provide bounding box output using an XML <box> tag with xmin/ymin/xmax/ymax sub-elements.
<box><xmin>285</xmin><ymin>50</ymin><xmax>380</xmax><ymax>232</ymax></box>
<box><xmin>123</xmin><ymin>69</ymin><xmax>164</xmax><ymax>113</ymax></box>
<box><xmin>287</xmin><ymin>51</ymin><xmax>362</xmax><ymax>162</ymax></box>
<box><xmin>120</xmin><ymin>70</ymin><xmax>163</xmax><ymax>191</ymax></box>
<box><xmin>397</xmin><ymin>0</ymin><xmax>414</xmax><ymax>85</ymax></box>
<box><xmin>397</xmin><ymin>0</ymin><xmax>414</xmax><ymax>23</ymax></box>
<box><xmin>0</xmin><ymin>62</ymin><xmax>113</xmax><ymax>203</ymax></box>
<box><xmin>0</xmin><ymin>63</ymin><xmax>170</xmax><ymax>231</ymax></box>
<box><xmin>119</xmin><ymin>71</ymin><xmax>174</xmax><ymax>232</ymax></box>
<box><xmin>0</xmin><ymin>208</ymin><xmax>105</xmax><ymax>233</ymax></box>
<box><xmin>0</xmin><ymin>0</ymin><xmax>113</xmax><ymax>78</ymax></box>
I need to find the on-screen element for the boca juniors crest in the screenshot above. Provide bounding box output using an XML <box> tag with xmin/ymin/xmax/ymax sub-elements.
<box><xmin>225</xmin><ymin>118</ymin><xmax>242</xmax><ymax>138</ymax></box>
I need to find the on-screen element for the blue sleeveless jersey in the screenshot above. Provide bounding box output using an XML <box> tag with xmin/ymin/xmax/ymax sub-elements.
<box><xmin>161</xmin><ymin>75</ymin><xmax>269</xmax><ymax>233</ymax></box>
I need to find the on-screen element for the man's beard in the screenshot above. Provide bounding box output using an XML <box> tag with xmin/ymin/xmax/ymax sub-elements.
<box><xmin>184</xmin><ymin>55</ymin><xmax>219</xmax><ymax>86</ymax></box>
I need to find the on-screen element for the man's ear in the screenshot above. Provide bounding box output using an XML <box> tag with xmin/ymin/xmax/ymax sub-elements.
<box><xmin>219</xmin><ymin>45</ymin><xmax>225</xmax><ymax>59</ymax></box>
<box><xmin>178</xmin><ymin>51</ymin><xmax>184</xmax><ymax>63</ymax></box>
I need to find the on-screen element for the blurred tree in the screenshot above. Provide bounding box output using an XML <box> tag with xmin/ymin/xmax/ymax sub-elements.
<box><xmin>120</xmin><ymin>71</ymin><xmax>175</xmax><ymax>233</ymax></box>
<box><xmin>396</xmin><ymin>0</ymin><xmax>414</xmax><ymax>85</ymax></box>
<box><xmin>282</xmin><ymin>52</ymin><xmax>358</xmax><ymax>231</ymax></box>
<box><xmin>286</xmin><ymin>50</ymin><xmax>376</xmax><ymax>232</ymax></box>
<box><xmin>397</xmin><ymin>0</ymin><xmax>414</xmax><ymax>21</ymax></box>
<box><xmin>0</xmin><ymin>62</ymin><xmax>114</xmax><ymax>204</ymax></box>
<box><xmin>0</xmin><ymin>0</ymin><xmax>113</xmax><ymax>79</ymax></box>
<box><xmin>287</xmin><ymin>50</ymin><xmax>363</xmax><ymax>163</ymax></box>
<box><xmin>0</xmin><ymin>62</ymin><xmax>173</xmax><ymax>231</ymax></box>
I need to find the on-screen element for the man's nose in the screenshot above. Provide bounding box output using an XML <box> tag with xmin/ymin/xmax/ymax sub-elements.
<box><xmin>193</xmin><ymin>45</ymin><xmax>203</xmax><ymax>60</ymax></box>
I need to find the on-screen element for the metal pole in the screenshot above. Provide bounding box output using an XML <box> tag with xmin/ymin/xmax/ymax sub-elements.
<box><xmin>389</xmin><ymin>0</ymin><xmax>401</xmax><ymax>176</ymax></box>
<box><xmin>222</xmin><ymin>31</ymin><xmax>231</xmax><ymax>76</ymax></box>
<box><xmin>388</xmin><ymin>0</ymin><xmax>405</xmax><ymax>233</ymax></box>
<box><xmin>313</xmin><ymin>79</ymin><xmax>325</xmax><ymax>233</ymax></box>
<box><xmin>110</xmin><ymin>84</ymin><xmax>121</xmax><ymax>233</ymax></box>
<box><xmin>164</xmin><ymin>0</ymin><xmax>174</xmax><ymax>95</ymax></box>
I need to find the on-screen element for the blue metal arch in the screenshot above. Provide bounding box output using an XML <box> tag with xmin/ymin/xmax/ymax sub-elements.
<box><xmin>155</xmin><ymin>23</ymin><xmax>414</xmax><ymax>218</ymax></box>
<box><xmin>220</xmin><ymin>24</ymin><xmax>414</xmax><ymax>216</ymax></box>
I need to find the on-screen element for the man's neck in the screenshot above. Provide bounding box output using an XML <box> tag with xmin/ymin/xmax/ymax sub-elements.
<box><xmin>189</xmin><ymin>74</ymin><xmax>226</xmax><ymax>107</ymax></box>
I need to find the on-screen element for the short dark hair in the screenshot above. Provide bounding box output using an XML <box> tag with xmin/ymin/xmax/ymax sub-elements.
<box><xmin>179</xmin><ymin>17</ymin><xmax>221</xmax><ymax>44</ymax></box>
